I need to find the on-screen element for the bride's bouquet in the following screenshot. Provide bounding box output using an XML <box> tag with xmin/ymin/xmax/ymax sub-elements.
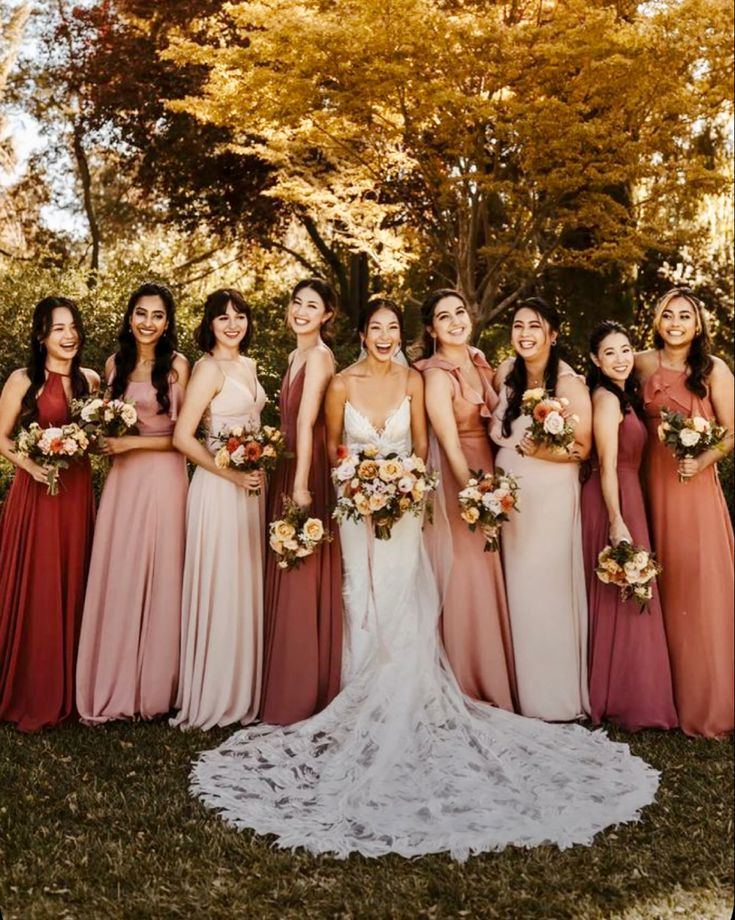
<box><xmin>213</xmin><ymin>424</ymin><xmax>287</xmax><ymax>494</ymax></box>
<box><xmin>332</xmin><ymin>444</ymin><xmax>438</xmax><ymax>539</ymax></box>
<box><xmin>516</xmin><ymin>388</ymin><xmax>577</xmax><ymax>455</ymax></box>
<box><xmin>458</xmin><ymin>468</ymin><xmax>520</xmax><ymax>552</ymax></box>
<box><xmin>657</xmin><ymin>407</ymin><xmax>726</xmax><ymax>481</ymax></box>
<box><xmin>14</xmin><ymin>421</ymin><xmax>90</xmax><ymax>495</ymax></box>
<box><xmin>595</xmin><ymin>542</ymin><xmax>662</xmax><ymax>610</ymax></box>
<box><xmin>71</xmin><ymin>395</ymin><xmax>139</xmax><ymax>443</ymax></box>
<box><xmin>269</xmin><ymin>496</ymin><xmax>332</xmax><ymax>570</ymax></box>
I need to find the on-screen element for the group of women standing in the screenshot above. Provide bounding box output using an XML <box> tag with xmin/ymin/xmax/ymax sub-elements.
<box><xmin>0</xmin><ymin>280</ymin><xmax>732</xmax><ymax>742</ymax></box>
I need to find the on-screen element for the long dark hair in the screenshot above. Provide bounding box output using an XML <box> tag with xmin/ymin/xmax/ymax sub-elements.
<box><xmin>586</xmin><ymin>320</ymin><xmax>644</xmax><ymax>418</ymax></box>
<box><xmin>358</xmin><ymin>297</ymin><xmax>404</xmax><ymax>336</ymax></box>
<box><xmin>653</xmin><ymin>287</ymin><xmax>714</xmax><ymax>399</ymax></box>
<box><xmin>196</xmin><ymin>288</ymin><xmax>253</xmax><ymax>354</ymax></box>
<box><xmin>417</xmin><ymin>288</ymin><xmax>472</xmax><ymax>359</ymax></box>
<box><xmin>290</xmin><ymin>278</ymin><xmax>338</xmax><ymax>344</ymax></box>
<box><xmin>20</xmin><ymin>296</ymin><xmax>90</xmax><ymax>426</ymax></box>
<box><xmin>501</xmin><ymin>297</ymin><xmax>562</xmax><ymax>438</ymax></box>
<box><xmin>110</xmin><ymin>282</ymin><xmax>178</xmax><ymax>415</ymax></box>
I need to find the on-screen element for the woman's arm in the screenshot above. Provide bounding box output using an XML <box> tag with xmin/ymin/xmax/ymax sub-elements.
<box><xmin>592</xmin><ymin>390</ymin><xmax>631</xmax><ymax>545</ymax></box>
<box><xmin>423</xmin><ymin>368</ymin><xmax>470</xmax><ymax>484</ymax></box>
<box><xmin>324</xmin><ymin>374</ymin><xmax>347</xmax><ymax>467</ymax></box>
<box><xmin>83</xmin><ymin>367</ymin><xmax>101</xmax><ymax>395</ymax></box>
<box><xmin>172</xmin><ymin>359</ymin><xmax>260</xmax><ymax>491</ymax></box>
<box><xmin>407</xmin><ymin>368</ymin><xmax>428</xmax><ymax>461</ymax></box>
<box><xmin>292</xmin><ymin>349</ymin><xmax>334</xmax><ymax>507</ymax></box>
<box><xmin>101</xmin><ymin>354</ymin><xmax>191</xmax><ymax>456</ymax></box>
<box><xmin>0</xmin><ymin>370</ymin><xmax>49</xmax><ymax>485</ymax></box>
<box><xmin>519</xmin><ymin>375</ymin><xmax>592</xmax><ymax>463</ymax></box>
<box><xmin>679</xmin><ymin>356</ymin><xmax>735</xmax><ymax>479</ymax></box>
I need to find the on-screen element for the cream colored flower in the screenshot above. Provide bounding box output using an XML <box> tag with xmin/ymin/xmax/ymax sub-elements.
<box><xmin>362</xmin><ymin>445</ymin><xmax>379</xmax><ymax>459</ymax></box>
<box><xmin>303</xmin><ymin>518</ymin><xmax>324</xmax><ymax>542</ymax></box>
<box><xmin>379</xmin><ymin>459</ymin><xmax>403</xmax><ymax>481</ymax></box>
<box><xmin>632</xmin><ymin>551</ymin><xmax>649</xmax><ymax>569</ymax></box>
<box><xmin>262</xmin><ymin>444</ymin><xmax>277</xmax><ymax>459</ymax></box>
<box><xmin>523</xmin><ymin>387</ymin><xmax>546</xmax><ymax>402</ymax></box>
<box><xmin>543</xmin><ymin>411</ymin><xmax>565</xmax><ymax>435</ymax></box>
<box><xmin>679</xmin><ymin>428</ymin><xmax>700</xmax><ymax>448</ymax></box>
<box><xmin>358</xmin><ymin>460</ymin><xmax>379</xmax><ymax>480</ymax></box>
<box><xmin>368</xmin><ymin>493</ymin><xmax>388</xmax><ymax>511</ymax></box>
<box><xmin>295</xmin><ymin>545</ymin><xmax>312</xmax><ymax>558</ymax></box>
<box><xmin>230</xmin><ymin>425</ymin><xmax>244</xmax><ymax>438</ymax></box>
<box><xmin>354</xmin><ymin>493</ymin><xmax>371</xmax><ymax>515</ymax></box>
<box><xmin>273</xmin><ymin>520</ymin><xmax>296</xmax><ymax>541</ymax></box>
<box><xmin>461</xmin><ymin>507</ymin><xmax>480</xmax><ymax>524</ymax></box>
<box><xmin>214</xmin><ymin>446</ymin><xmax>230</xmax><ymax>469</ymax></box>
<box><xmin>691</xmin><ymin>416</ymin><xmax>709</xmax><ymax>433</ymax></box>
<box><xmin>269</xmin><ymin>535</ymin><xmax>284</xmax><ymax>553</ymax></box>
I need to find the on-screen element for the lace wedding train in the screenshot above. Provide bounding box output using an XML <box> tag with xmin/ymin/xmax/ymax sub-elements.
<box><xmin>190</xmin><ymin>399</ymin><xmax>659</xmax><ymax>860</ymax></box>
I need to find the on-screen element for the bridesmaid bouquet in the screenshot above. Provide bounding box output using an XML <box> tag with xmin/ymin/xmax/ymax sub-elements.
<box><xmin>595</xmin><ymin>542</ymin><xmax>662</xmax><ymax>610</ymax></box>
<box><xmin>213</xmin><ymin>424</ymin><xmax>287</xmax><ymax>493</ymax></box>
<box><xmin>71</xmin><ymin>395</ymin><xmax>139</xmax><ymax>442</ymax></box>
<box><xmin>516</xmin><ymin>388</ymin><xmax>577</xmax><ymax>455</ymax></box>
<box><xmin>332</xmin><ymin>444</ymin><xmax>438</xmax><ymax>539</ymax></box>
<box><xmin>269</xmin><ymin>496</ymin><xmax>332</xmax><ymax>570</ymax></box>
<box><xmin>14</xmin><ymin>421</ymin><xmax>90</xmax><ymax>496</ymax></box>
<box><xmin>458</xmin><ymin>468</ymin><xmax>521</xmax><ymax>552</ymax></box>
<box><xmin>657</xmin><ymin>407</ymin><xmax>726</xmax><ymax>481</ymax></box>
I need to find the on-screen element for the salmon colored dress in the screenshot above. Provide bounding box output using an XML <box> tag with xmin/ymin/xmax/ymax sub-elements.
<box><xmin>260</xmin><ymin>360</ymin><xmax>343</xmax><ymax>724</ymax></box>
<box><xmin>643</xmin><ymin>357</ymin><xmax>734</xmax><ymax>737</ymax></box>
<box><xmin>416</xmin><ymin>349</ymin><xmax>516</xmax><ymax>711</ymax></box>
<box><xmin>0</xmin><ymin>371</ymin><xmax>95</xmax><ymax>731</ymax></box>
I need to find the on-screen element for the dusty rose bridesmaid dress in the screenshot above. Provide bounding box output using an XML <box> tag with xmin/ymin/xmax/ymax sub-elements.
<box><xmin>76</xmin><ymin>380</ymin><xmax>187</xmax><ymax>723</ymax></box>
<box><xmin>416</xmin><ymin>349</ymin><xmax>516</xmax><ymax>710</ymax></box>
<box><xmin>643</xmin><ymin>357</ymin><xmax>734</xmax><ymax>737</ymax></box>
<box><xmin>581</xmin><ymin>408</ymin><xmax>678</xmax><ymax>731</ymax></box>
<box><xmin>259</xmin><ymin>360</ymin><xmax>343</xmax><ymax>724</ymax></box>
<box><xmin>0</xmin><ymin>371</ymin><xmax>95</xmax><ymax>731</ymax></box>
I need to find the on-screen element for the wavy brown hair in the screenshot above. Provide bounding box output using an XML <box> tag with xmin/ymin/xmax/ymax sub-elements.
<box><xmin>652</xmin><ymin>287</ymin><xmax>713</xmax><ymax>399</ymax></box>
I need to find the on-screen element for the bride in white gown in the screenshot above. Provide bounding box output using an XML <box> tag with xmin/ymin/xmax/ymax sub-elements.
<box><xmin>191</xmin><ymin>300</ymin><xmax>659</xmax><ymax>860</ymax></box>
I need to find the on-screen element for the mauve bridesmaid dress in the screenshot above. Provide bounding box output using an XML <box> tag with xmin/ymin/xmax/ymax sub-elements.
<box><xmin>0</xmin><ymin>371</ymin><xmax>95</xmax><ymax>731</ymax></box>
<box><xmin>581</xmin><ymin>408</ymin><xmax>678</xmax><ymax>731</ymax></box>
<box><xmin>643</xmin><ymin>357</ymin><xmax>734</xmax><ymax>737</ymax></box>
<box><xmin>259</xmin><ymin>359</ymin><xmax>343</xmax><ymax>724</ymax></box>
<box><xmin>416</xmin><ymin>348</ymin><xmax>516</xmax><ymax>711</ymax></box>
<box><xmin>76</xmin><ymin>380</ymin><xmax>187</xmax><ymax>723</ymax></box>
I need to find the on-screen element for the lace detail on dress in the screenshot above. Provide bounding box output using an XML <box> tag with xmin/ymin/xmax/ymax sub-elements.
<box><xmin>191</xmin><ymin>397</ymin><xmax>658</xmax><ymax>860</ymax></box>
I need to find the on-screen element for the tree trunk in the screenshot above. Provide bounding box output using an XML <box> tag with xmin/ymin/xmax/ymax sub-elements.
<box><xmin>72</xmin><ymin>122</ymin><xmax>101</xmax><ymax>281</ymax></box>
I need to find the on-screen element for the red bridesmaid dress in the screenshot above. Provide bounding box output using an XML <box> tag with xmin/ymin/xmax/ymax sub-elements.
<box><xmin>0</xmin><ymin>371</ymin><xmax>95</xmax><ymax>731</ymax></box>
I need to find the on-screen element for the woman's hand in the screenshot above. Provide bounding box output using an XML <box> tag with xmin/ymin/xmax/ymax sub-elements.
<box><xmin>609</xmin><ymin>518</ymin><xmax>632</xmax><ymax>546</ymax></box>
<box><xmin>518</xmin><ymin>432</ymin><xmax>539</xmax><ymax>457</ymax></box>
<box><xmin>678</xmin><ymin>456</ymin><xmax>703</xmax><ymax>480</ymax></box>
<box><xmin>227</xmin><ymin>469</ymin><xmax>264</xmax><ymax>492</ymax></box>
<box><xmin>100</xmin><ymin>435</ymin><xmax>134</xmax><ymax>456</ymax></box>
<box><xmin>292</xmin><ymin>487</ymin><xmax>312</xmax><ymax>509</ymax></box>
<box><xmin>21</xmin><ymin>458</ymin><xmax>49</xmax><ymax>486</ymax></box>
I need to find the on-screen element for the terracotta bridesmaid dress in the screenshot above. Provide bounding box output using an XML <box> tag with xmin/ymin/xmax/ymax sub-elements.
<box><xmin>581</xmin><ymin>408</ymin><xmax>678</xmax><ymax>731</ymax></box>
<box><xmin>259</xmin><ymin>359</ymin><xmax>343</xmax><ymax>724</ymax></box>
<box><xmin>490</xmin><ymin>372</ymin><xmax>590</xmax><ymax>721</ymax></box>
<box><xmin>643</xmin><ymin>356</ymin><xmax>734</xmax><ymax>737</ymax></box>
<box><xmin>0</xmin><ymin>371</ymin><xmax>95</xmax><ymax>731</ymax></box>
<box><xmin>416</xmin><ymin>348</ymin><xmax>516</xmax><ymax>710</ymax></box>
<box><xmin>76</xmin><ymin>379</ymin><xmax>188</xmax><ymax>723</ymax></box>
<box><xmin>172</xmin><ymin>362</ymin><xmax>267</xmax><ymax>730</ymax></box>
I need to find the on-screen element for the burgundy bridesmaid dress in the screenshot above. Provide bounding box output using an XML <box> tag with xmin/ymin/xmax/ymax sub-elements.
<box><xmin>581</xmin><ymin>409</ymin><xmax>678</xmax><ymax>731</ymax></box>
<box><xmin>259</xmin><ymin>361</ymin><xmax>343</xmax><ymax>725</ymax></box>
<box><xmin>0</xmin><ymin>371</ymin><xmax>95</xmax><ymax>731</ymax></box>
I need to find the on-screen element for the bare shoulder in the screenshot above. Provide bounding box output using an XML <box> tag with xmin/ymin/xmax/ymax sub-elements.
<box><xmin>242</xmin><ymin>355</ymin><xmax>258</xmax><ymax>373</ymax></box>
<box><xmin>305</xmin><ymin>344</ymin><xmax>335</xmax><ymax>375</ymax></box>
<box><xmin>328</xmin><ymin>372</ymin><xmax>348</xmax><ymax>397</ymax></box>
<box><xmin>104</xmin><ymin>354</ymin><xmax>116</xmax><ymax>378</ymax></box>
<box><xmin>172</xmin><ymin>352</ymin><xmax>190</xmax><ymax>372</ymax></box>
<box><xmin>710</xmin><ymin>355</ymin><xmax>734</xmax><ymax>382</ymax></box>
<box><xmin>494</xmin><ymin>355</ymin><xmax>514</xmax><ymax>388</ymax></box>
<box><xmin>192</xmin><ymin>355</ymin><xmax>222</xmax><ymax>382</ymax></box>
<box><xmin>421</xmin><ymin>365</ymin><xmax>451</xmax><ymax>391</ymax></box>
<box><xmin>592</xmin><ymin>386</ymin><xmax>620</xmax><ymax>412</ymax></box>
<box><xmin>2</xmin><ymin>368</ymin><xmax>31</xmax><ymax>395</ymax></box>
<box><xmin>557</xmin><ymin>371</ymin><xmax>590</xmax><ymax>401</ymax></box>
<box><xmin>82</xmin><ymin>367</ymin><xmax>101</xmax><ymax>393</ymax></box>
<box><xmin>635</xmin><ymin>349</ymin><xmax>657</xmax><ymax>374</ymax></box>
<box><xmin>171</xmin><ymin>353</ymin><xmax>190</xmax><ymax>386</ymax></box>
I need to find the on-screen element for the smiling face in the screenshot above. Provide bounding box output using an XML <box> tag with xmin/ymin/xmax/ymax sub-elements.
<box><xmin>362</xmin><ymin>306</ymin><xmax>402</xmax><ymax>362</ymax></box>
<box><xmin>288</xmin><ymin>286</ymin><xmax>331</xmax><ymax>336</ymax></box>
<box><xmin>655</xmin><ymin>295</ymin><xmax>700</xmax><ymax>349</ymax></box>
<box><xmin>42</xmin><ymin>306</ymin><xmax>80</xmax><ymax>361</ymax></box>
<box><xmin>212</xmin><ymin>301</ymin><xmax>249</xmax><ymax>350</ymax></box>
<box><xmin>511</xmin><ymin>307</ymin><xmax>557</xmax><ymax>362</ymax></box>
<box><xmin>592</xmin><ymin>331</ymin><xmax>634</xmax><ymax>386</ymax></box>
<box><xmin>429</xmin><ymin>295</ymin><xmax>472</xmax><ymax>349</ymax></box>
<box><xmin>130</xmin><ymin>294</ymin><xmax>168</xmax><ymax>349</ymax></box>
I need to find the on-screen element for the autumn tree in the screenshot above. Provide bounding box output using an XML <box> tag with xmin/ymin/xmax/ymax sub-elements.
<box><xmin>167</xmin><ymin>0</ymin><xmax>734</xmax><ymax>329</ymax></box>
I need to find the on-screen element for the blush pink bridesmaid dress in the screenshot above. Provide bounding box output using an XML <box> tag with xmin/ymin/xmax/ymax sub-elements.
<box><xmin>417</xmin><ymin>349</ymin><xmax>516</xmax><ymax>711</ymax></box>
<box><xmin>643</xmin><ymin>357</ymin><xmax>734</xmax><ymax>737</ymax></box>
<box><xmin>76</xmin><ymin>379</ymin><xmax>187</xmax><ymax>723</ymax></box>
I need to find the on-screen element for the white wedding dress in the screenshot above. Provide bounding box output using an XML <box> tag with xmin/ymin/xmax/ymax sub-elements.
<box><xmin>191</xmin><ymin>397</ymin><xmax>659</xmax><ymax>860</ymax></box>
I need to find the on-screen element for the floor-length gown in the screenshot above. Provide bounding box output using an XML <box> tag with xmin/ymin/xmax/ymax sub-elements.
<box><xmin>172</xmin><ymin>365</ymin><xmax>266</xmax><ymax>730</ymax></box>
<box><xmin>0</xmin><ymin>371</ymin><xmax>95</xmax><ymax>732</ymax></box>
<box><xmin>581</xmin><ymin>409</ymin><xmax>678</xmax><ymax>731</ymax></box>
<box><xmin>259</xmin><ymin>360</ymin><xmax>342</xmax><ymax>724</ymax></box>
<box><xmin>643</xmin><ymin>357</ymin><xmax>734</xmax><ymax>737</ymax></box>
<box><xmin>415</xmin><ymin>349</ymin><xmax>516</xmax><ymax>710</ymax></box>
<box><xmin>76</xmin><ymin>380</ymin><xmax>188</xmax><ymax>723</ymax></box>
<box><xmin>188</xmin><ymin>396</ymin><xmax>658</xmax><ymax>860</ymax></box>
<box><xmin>490</xmin><ymin>377</ymin><xmax>590</xmax><ymax>721</ymax></box>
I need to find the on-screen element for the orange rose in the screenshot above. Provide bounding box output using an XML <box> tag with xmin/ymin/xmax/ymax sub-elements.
<box><xmin>533</xmin><ymin>403</ymin><xmax>552</xmax><ymax>422</ymax></box>
<box><xmin>227</xmin><ymin>437</ymin><xmax>241</xmax><ymax>452</ymax></box>
<box><xmin>245</xmin><ymin>441</ymin><xmax>263</xmax><ymax>461</ymax></box>
<box><xmin>336</xmin><ymin>444</ymin><xmax>349</xmax><ymax>460</ymax></box>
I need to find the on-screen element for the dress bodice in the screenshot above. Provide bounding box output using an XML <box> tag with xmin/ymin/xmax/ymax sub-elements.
<box><xmin>37</xmin><ymin>371</ymin><xmax>72</xmax><ymax>427</ymax></box>
<box><xmin>490</xmin><ymin>370</ymin><xmax>583</xmax><ymax>452</ymax></box>
<box><xmin>115</xmin><ymin>380</ymin><xmax>184</xmax><ymax>437</ymax></box>
<box><xmin>643</xmin><ymin>359</ymin><xmax>713</xmax><ymax>422</ymax></box>
<box><xmin>415</xmin><ymin>347</ymin><xmax>497</xmax><ymax>442</ymax></box>
<box><xmin>343</xmin><ymin>396</ymin><xmax>412</xmax><ymax>456</ymax></box>
<box><xmin>205</xmin><ymin>369</ymin><xmax>267</xmax><ymax>453</ymax></box>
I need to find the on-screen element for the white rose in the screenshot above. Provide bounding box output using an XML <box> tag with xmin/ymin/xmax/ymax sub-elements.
<box><xmin>679</xmin><ymin>428</ymin><xmax>700</xmax><ymax>448</ymax></box>
<box><xmin>543</xmin><ymin>412</ymin><xmax>565</xmax><ymax>435</ymax></box>
<box><xmin>62</xmin><ymin>437</ymin><xmax>78</xmax><ymax>455</ymax></box>
<box><xmin>481</xmin><ymin>494</ymin><xmax>502</xmax><ymax>515</ymax></box>
<box><xmin>632</xmin><ymin>551</ymin><xmax>649</xmax><ymax>569</ymax></box>
<box><xmin>402</xmin><ymin>455</ymin><xmax>417</xmax><ymax>472</ymax></box>
<box><xmin>230</xmin><ymin>444</ymin><xmax>246</xmax><ymax>465</ymax></box>
<box><xmin>691</xmin><ymin>416</ymin><xmax>709</xmax><ymax>433</ymax></box>
<box><xmin>397</xmin><ymin>476</ymin><xmax>415</xmax><ymax>494</ymax></box>
<box><xmin>121</xmin><ymin>405</ymin><xmax>137</xmax><ymax>426</ymax></box>
<box><xmin>336</xmin><ymin>462</ymin><xmax>356</xmax><ymax>482</ymax></box>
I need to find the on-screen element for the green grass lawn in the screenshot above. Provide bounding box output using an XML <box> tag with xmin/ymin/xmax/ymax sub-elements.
<box><xmin>0</xmin><ymin>721</ymin><xmax>732</xmax><ymax>920</ymax></box>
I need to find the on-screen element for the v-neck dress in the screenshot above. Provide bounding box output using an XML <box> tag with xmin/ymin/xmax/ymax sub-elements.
<box><xmin>172</xmin><ymin>366</ymin><xmax>267</xmax><ymax>730</ymax></box>
<box><xmin>259</xmin><ymin>359</ymin><xmax>343</xmax><ymax>725</ymax></box>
